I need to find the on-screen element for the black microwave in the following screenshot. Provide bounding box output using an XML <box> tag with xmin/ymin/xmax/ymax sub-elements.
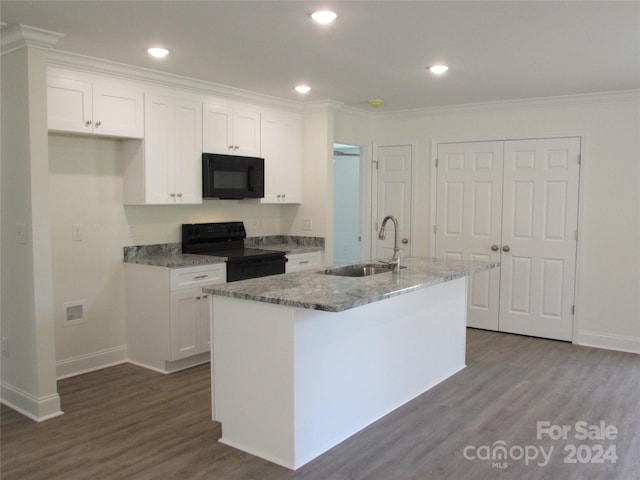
<box><xmin>202</xmin><ymin>153</ymin><xmax>265</xmax><ymax>199</ymax></box>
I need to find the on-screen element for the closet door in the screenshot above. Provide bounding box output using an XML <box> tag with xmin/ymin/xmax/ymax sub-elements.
<box><xmin>499</xmin><ymin>138</ymin><xmax>580</xmax><ymax>341</ymax></box>
<box><xmin>435</xmin><ymin>142</ymin><xmax>504</xmax><ymax>330</ymax></box>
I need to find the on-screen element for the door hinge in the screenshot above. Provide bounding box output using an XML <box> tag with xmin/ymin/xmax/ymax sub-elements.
<box><xmin>373</xmin><ymin>160</ymin><xmax>379</xmax><ymax>170</ymax></box>
<box><xmin>575</xmin><ymin>230</ymin><xmax>579</xmax><ymax>241</ymax></box>
<box><xmin>433</xmin><ymin>225</ymin><xmax>437</xmax><ymax>234</ymax></box>
<box><xmin>435</xmin><ymin>158</ymin><xmax>439</xmax><ymax>168</ymax></box>
<box><xmin>571</xmin><ymin>305</ymin><xmax>575</xmax><ymax>315</ymax></box>
<box><xmin>578</xmin><ymin>154</ymin><xmax>582</xmax><ymax>165</ymax></box>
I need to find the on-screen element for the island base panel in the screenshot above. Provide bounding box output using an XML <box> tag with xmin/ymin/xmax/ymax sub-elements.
<box><xmin>213</xmin><ymin>277</ymin><xmax>467</xmax><ymax>469</ymax></box>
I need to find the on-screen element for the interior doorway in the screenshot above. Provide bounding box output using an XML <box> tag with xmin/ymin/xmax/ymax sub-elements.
<box><xmin>333</xmin><ymin>144</ymin><xmax>363</xmax><ymax>265</ymax></box>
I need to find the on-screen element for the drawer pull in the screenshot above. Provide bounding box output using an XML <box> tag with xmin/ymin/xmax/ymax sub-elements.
<box><xmin>299</xmin><ymin>260</ymin><xmax>310</xmax><ymax>265</ymax></box>
<box><xmin>193</xmin><ymin>275</ymin><xmax>209</xmax><ymax>280</ymax></box>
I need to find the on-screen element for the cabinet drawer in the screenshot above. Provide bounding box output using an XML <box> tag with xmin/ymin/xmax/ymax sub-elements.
<box><xmin>286</xmin><ymin>252</ymin><xmax>322</xmax><ymax>273</ymax></box>
<box><xmin>170</xmin><ymin>264</ymin><xmax>226</xmax><ymax>291</ymax></box>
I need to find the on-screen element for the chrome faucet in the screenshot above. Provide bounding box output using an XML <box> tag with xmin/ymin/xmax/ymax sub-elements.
<box><xmin>377</xmin><ymin>215</ymin><xmax>401</xmax><ymax>273</ymax></box>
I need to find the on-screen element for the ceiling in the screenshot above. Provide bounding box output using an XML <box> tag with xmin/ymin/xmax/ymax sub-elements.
<box><xmin>2</xmin><ymin>1</ymin><xmax>639</xmax><ymax>111</ymax></box>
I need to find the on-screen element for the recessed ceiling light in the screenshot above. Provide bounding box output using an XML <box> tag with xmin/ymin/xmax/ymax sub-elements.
<box><xmin>147</xmin><ymin>47</ymin><xmax>170</xmax><ymax>58</ymax></box>
<box><xmin>295</xmin><ymin>85</ymin><xmax>311</xmax><ymax>94</ymax></box>
<box><xmin>429</xmin><ymin>65</ymin><xmax>449</xmax><ymax>74</ymax></box>
<box><xmin>311</xmin><ymin>10</ymin><xmax>337</xmax><ymax>24</ymax></box>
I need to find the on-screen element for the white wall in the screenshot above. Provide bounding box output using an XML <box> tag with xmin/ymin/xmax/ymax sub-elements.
<box><xmin>48</xmin><ymin>134</ymin><xmax>284</xmax><ymax>375</ymax></box>
<box><xmin>1</xmin><ymin>36</ymin><xmax>62</xmax><ymax>420</ymax></box>
<box><xmin>362</xmin><ymin>95</ymin><xmax>640</xmax><ymax>351</ymax></box>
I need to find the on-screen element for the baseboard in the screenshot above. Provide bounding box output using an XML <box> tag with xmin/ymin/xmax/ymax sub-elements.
<box><xmin>577</xmin><ymin>331</ymin><xmax>640</xmax><ymax>354</ymax></box>
<box><xmin>56</xmin><ymin>345</ymin><xmax>128</xmax><ymax>380</ymax></box>
<box><xmin>0</xmin><ymin>382</ymin><xmax>63</xmax><ymax>422</ymax></box>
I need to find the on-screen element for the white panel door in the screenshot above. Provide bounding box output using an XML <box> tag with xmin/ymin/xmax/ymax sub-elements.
<box><xmin>374</xmin><ymin>145</ymin><xmax>412</xmax><ymax>261</ymax></box>
<box><xmin>435</xmin><ymin>142</ymin><xmax>503</xmax><ymax>330</ymax></box>
<box><xmin>435</xmin><ymin>137</ymin><xmax>580</xmax><ymax>341</ymax></box>
<box><xmin>499</xmin><ymin>138</ymin><xmax>580</xmax><ymax>340</ymax></box>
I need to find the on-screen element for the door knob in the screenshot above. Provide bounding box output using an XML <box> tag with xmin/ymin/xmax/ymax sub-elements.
<box><xmin>502</xmin><ymin>245</ymin><xmax>511</xmax><ymax>252</ymax></box>
<box><xmin>401</xmin><ymin>238</ymin><xmax>409</xmax><ymax>244</ymax></box>
<box><xmin>491</xmin><ymin>244</ymin><xmax>499</xmax><ymax>251</ymax></box>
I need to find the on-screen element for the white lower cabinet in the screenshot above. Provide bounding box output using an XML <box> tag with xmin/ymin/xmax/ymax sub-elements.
<box><xmin>125</xmin><ymin>263</ymin><xmax>225</xmax><ymax>373</ymax></box>
<box><xmin>285</xmin><ymin>251</ymin><xmax>323</xmax><ymax>273</ymax></box>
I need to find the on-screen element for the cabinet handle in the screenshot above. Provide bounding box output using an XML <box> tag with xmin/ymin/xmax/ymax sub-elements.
<box><xmin>170</xmin><ymin>193</ymin><xmax>176</xmax><ymax>198</ymax></box>
<box><xmin>234</xmin><ymin>146</ymin><xmax>239</xmax><ymax>151</ymax></box>
<box><xmin>502</xmin><ymin>245</ymin><xmax>511</xmax><ymax>252</ymax></box>
<box><xmin>203</xmin><ymin>295</ymin><xmax>208</xmax><ymax>299</ymax></box>
<box><xmin>299</xmin><ymin>260</ymin><xmax>310</xmax><ymax>265</ymax></box>
<box><xmin>195</xmin><ymin>296</ymin><xmax>201</xmax><ymax>300</ymax></box>
<box><xmin>228</xmin><ymin>145</ymin><xmax>234</xmax><ymax>150</ymax></box>
<box><xmin>177</xmin><ymin>193</ymin><xmax>183</xmax><ymax>198</ymax></box>
<box><xmin>282</xmin><ymin>194</ymin><xmax>286</xmax><ymax>198</ymax></box>
<box><xmin>491</xmin><ymin>244</ymin><xmax>499</xmax><ymax>251</ymax></box>
<box><xmin>85</xmin><ymin>120</ymin><xmax>92</xmax><ymax>126</ymax></box>
<box><xmin>194</xmin><ymin>275</ymin><xmax>208</xmax><ymax>280</ymax></box>
<box><xmin>95</xmin><ymin>121</ymin><xmax>101</xmax><ymax>127</ymax></box>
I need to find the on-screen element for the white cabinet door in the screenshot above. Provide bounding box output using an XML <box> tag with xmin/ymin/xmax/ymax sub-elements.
<box><xmin>124</xmin><ymin>94</ymin><xmax>202</xmax><ymax>205</ymax></box>
<box><xmin>435</xmin><ymin>141</ymin><xmax>503</xmax><ymax>330</ymax></box>
<box><xmin>47</xmin><ymin>75</ymin><xmax>93</xmax><ymax>133</ymax></box>
<box><xmin>202</xmin><ymin>101</ymin><xmax>260</xmax><ymax>156</ymax></box>
<box><xmin>260</xmin><ymin>112</ymin><xmax>302</xmax><ymax>204</ymax></box>
<box><xmin>174</xmin><ymin>98</ymin><xmax>203</xmax><ymax>204</ymax></box>
<box><xmin>202</xmin><ymin>102</ymin><xmax>234</xmax><ymax>154</ymax></box>
<box><xmin>435</xmin><ymin>137</ymin><xmax>580</xmax><ymax>341</ymax></box>
<box><xmin>170</xmin><ymin>289</ymin><xmax>201</xmax><ymax>360</ymax></box>
<box><xmin>92</xmin><ymin>84</ymin><xmax>144</xmax><ymax>138</ymax></box>
<box><xmin>233</xmin><ymin>107</ymin><xmax>261</xmax><ymax>157</ymax></box>
<box><xmin>47</xmin><ymin>69</ymin><xmax>143</xmax><ymax>138</ymax></box>
<box><xmin>143</xmin><ymin>94</ymin><xmax>175</xmax><ymax>204</ymax></box>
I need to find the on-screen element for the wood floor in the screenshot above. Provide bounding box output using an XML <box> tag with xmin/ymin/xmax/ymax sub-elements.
<box><xmin>2</xmin><ymin>329</ymin><xmax>639</xmax><ymax>480</ymax></box>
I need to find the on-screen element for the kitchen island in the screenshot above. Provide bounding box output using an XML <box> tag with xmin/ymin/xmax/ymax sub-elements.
<box><xmin>204</xmin><ymin>257</ymin><xmax>497</xmax><ymax>470</ymax></box>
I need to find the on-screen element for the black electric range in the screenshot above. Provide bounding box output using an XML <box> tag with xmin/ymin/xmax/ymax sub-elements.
<box><xmin>181</xmin><ymin>222</ymin><xmax>287</xmax><ymax>282</ymax></box>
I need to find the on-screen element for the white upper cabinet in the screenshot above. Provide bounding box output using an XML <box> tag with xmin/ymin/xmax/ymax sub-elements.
<box><xmin>260</xmin><ymin>111</ymin><xmax>302</xmax><ymax>204</ymax></box>
<box><xmin>47</xmin><ymin>68</ymin><xmax>143</xmax><ymax>138</ymax></box>
<box><xmin>203</xmin><ymin>101</ymin><xmax>260</xmax><ymax>157</ymax></box>
<box><xmin>123</xmin><ymin>92</ymin><xmax>202</xmax><ymax>205</ymax></box>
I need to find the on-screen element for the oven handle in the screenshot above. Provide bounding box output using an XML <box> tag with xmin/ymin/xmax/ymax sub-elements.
<box><xmin>247</xmin><ymin>165</ymin><xmax>254</xmax><ymax>192</ymax></box>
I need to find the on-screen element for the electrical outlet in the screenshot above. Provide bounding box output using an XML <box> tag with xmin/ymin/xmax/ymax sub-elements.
<box><xmin>302</xmin><ymin>218</ymin><xmax>312</xmax><ymax>231</ymax></box>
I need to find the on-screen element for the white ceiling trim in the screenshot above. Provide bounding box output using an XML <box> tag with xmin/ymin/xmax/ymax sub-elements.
<box><xmin>376</xmin><ymin>90</ymin><xmax>640</xmax><ymax>119</ymax></box>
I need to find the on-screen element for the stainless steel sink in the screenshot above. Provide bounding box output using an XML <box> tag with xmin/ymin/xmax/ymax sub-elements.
<box><xmin>322</xmin><ymin>263</ymin><xmax>405</xmax><ymax>277</ymax></box>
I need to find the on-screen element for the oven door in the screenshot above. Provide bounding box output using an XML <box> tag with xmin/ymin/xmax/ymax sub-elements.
<box><xmin>226</xmin><ymin>256</ymin><xmax>286</xmax><ymax>282</ymax></box>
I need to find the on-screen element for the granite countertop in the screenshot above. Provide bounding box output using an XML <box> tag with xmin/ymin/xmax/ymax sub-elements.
<box><xmin>125</xmin><ymin>254</ymin><xmax>226</xmax><ymax>268</ymax></box>
<box><xmin>203</xmin><ymin>257</ymin><xmax>499</xmax><ymax>312</ymax></box>
<box><xmin>123</xmin><ymin>237</ymin><xmax>324</xmax><ymax>268</ymax></box>
<box><xmin>258</xmin><ymin>244</ymin><xmax>324</xmax><ymax>255</ymax></box>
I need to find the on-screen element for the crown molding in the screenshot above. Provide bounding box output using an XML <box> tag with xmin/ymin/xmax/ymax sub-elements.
<box><xmin>46</xmin><ymin>49</ymin><xmax>303</xmax><ymax>111</ymax></box>
<box><xmin>375</xmin><ymin>90</ymin><xmax>640</xmax><ymax>119</ymax></box>
<box><xmin>1</xmin><ymin>24</ymin><xmax>64</xmax><ymax>55</ymax></box>
<box><xmin>303</xmin><ymin>99</ymin><xmax>344</xmax><ymax>112</ymax></box>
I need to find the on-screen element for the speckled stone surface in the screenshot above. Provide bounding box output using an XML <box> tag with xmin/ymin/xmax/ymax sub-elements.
<box><xmin>204</xmin><ymin>257</ymin><xmax>499</xmax><ymax>312</ymax></box>
<box><xmin>124</xmin><ymin>254</ymin><xmax>226</xmax><ymax>268</ymax></box>
<box><xmin>245</xmin><ymin>236</ymin><xmax>324</xmax><ymax>254</ymax></box>
<box><xmin>123</xmin><ymin>243</ymin><xmax>225</xmax><ymax>268</ymax></box>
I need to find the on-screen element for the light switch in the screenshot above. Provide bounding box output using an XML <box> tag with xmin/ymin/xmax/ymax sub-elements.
<box><xmin>302</xmin><ymin>218</ymin><xmax>312</xmax><ymax>231</ymax></box>
<box><xmin>16</xmin><ymin>224</ymin><xmax>27</xmax><ymax>244</ymax></box>
<box><xmin>72</xmin><ymin>224</ymin><xmax>82</xmax><ymax>242</ymax></box>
